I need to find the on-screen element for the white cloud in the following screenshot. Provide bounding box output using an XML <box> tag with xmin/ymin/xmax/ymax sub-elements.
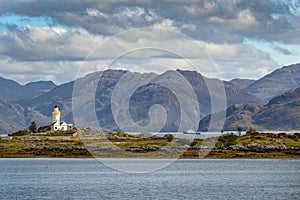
<box><xmin>0</xmin><ymin>25</ymin><xmax>282</xmax><ymax>84</ymax></box>
<box><xmin>0</xmin><ymin>0</ymin><xmax>299</xmax><ymax>84</ymax></box>
<box><xmin>0</xmin><ymin>26</ymin><xmax>106</xmax><ymax>61</ymax></box>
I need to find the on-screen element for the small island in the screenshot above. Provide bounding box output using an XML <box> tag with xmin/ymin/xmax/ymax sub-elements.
<box><xmin>1</xmin><ymin>128</ymin><xmax>299</xmax><ymax>158</ymax></box>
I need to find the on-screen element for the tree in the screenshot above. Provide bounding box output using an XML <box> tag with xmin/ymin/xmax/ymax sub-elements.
<box><xmin>237</xmin><ymin>126</ymin><xmax>242</xmax><ymax>137</ymax></box>
<box><xmin>28</xmin><ymin>121</ymin><xmax>37</xmax><ymax>133</ymax></box>
<box><xmin>246</xmin><ymin>126</ymin><xmax>256</xmax><ymax>134</ymax></box>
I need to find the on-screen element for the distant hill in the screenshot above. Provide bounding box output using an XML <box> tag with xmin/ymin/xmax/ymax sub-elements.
<box><xmin>0</xmin><ymin>77</ymin><xmax>56</xmax><ymax>101</ymax></box>
<box><xmin>244</xmin><ymin>63</ymin><xmax>300</xmax><ymax>103</ymax></box>
<box><xmin>0</xmin><ymin>77</ymin><xmax>32</xmax><ymax>101</ymax></box>
<box><xmin>25</xmin><ymin>81</ymin><xmax>56</xmax><ymax>96</ymax></box>
<box><xmin>230</xmin><ymin>78</ymin><xmax>256</xmax><ymax>89</ymax></box>
<box><xmin>199</xmin><ymin>86</ymin><xmax>300</xmax><ymax>131</ymax></box>
<box><xmin>0</xmin><ymin>96</ymin><xmax>51</xmax><ymax>134</ymax></box>
<box><xmin>252</xmin><ymin>87</ymin><xmax>300</xmax><ymax>130</ymax></box>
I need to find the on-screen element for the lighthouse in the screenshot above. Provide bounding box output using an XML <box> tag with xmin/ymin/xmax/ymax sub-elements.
<box><xmin>51</xmin><ymin>105</ymin><xmax>71</xmax><ymax>131</ymax></box>
<box><xmin>52</xmin><ymin>105</ymin><xmax>61</xmax><ymax>123</ymax></box>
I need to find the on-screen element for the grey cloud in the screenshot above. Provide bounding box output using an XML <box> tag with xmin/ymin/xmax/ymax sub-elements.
<box><xmin>271</xmin><ymin>45</ymin><xmax>293</xmax><ymax>55</ymax></box>
<box><xmin>0</xmin><ymin>0</ymin><xmax>299</xmax><ymax>44</ymax></box>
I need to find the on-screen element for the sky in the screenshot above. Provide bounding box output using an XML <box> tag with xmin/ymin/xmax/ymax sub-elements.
<box><xmin>0</xmin><ymin>0</ymin><xmax>299</xmax><ymax>85</ymax></box>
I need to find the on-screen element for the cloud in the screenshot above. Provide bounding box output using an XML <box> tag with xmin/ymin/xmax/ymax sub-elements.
<box><xmin>0</xmin><ymin>0</ymin><xmax>299</xmax><ymax>43</ymax></box>
<box><xmin>0</xmin><ymin>25</ymin><xmax>278</xmax><ymax>84</ymax></box>
<box><xmin>0</xmin><ymin>26</ymin><xmax>107</xmax><ymax>61</ymax></box>
<box><xmin>0</xmin><ymin>0</ymin><xmax>299</xmax><ymax>84</ymax></box>
<box><xmin>271</xmin><ymin>44</ymin><xmax>293</xmax><ymax>55</ymax></box>
<box><xmin>0</xmin><ymin>56</ymin><xmax>110</xmax><ymax>84</ymax></box>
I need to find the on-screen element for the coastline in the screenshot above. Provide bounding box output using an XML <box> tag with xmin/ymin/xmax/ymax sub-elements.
<box><xmin>1</xmin><ymin>132</ymin><xmax>299</xmax><ymax>159</ymax></box>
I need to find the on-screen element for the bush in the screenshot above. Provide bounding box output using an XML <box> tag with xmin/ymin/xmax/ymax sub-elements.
<box><xmin>165</xmin><ymin>134</ymin><xmax>174</xmax><ymax>142</ymax></box>
<box><xmin>217</xmin><ymin>133</ymin><xmax>238</xmax><ymax>148</ymax></box>
<box><xmin>190</xmin><ymin>140</ymin><xmax>198</xmax><ymax>148</ymax></box>
<box><xmin>8</xmin><ymin>130</ymin><xmax>30</xmax><ymax>136</ymax></box>
<box><xmin>37</xmin><ymin>125</ymin><xmax>51</xmax><ymax>133</ymax></box>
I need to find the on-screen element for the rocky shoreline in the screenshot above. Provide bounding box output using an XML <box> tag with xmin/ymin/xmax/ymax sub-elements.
<box><xmin>0</xmin><ymin>131</ymin><xmax>299</xmax><ymax>158</ymax></box>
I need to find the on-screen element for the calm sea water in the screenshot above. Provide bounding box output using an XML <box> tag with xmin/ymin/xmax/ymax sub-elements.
<box><xmin>0</xmin><ymin>159</ymin><xmax>299</xmax><ymax>200</ymax></box>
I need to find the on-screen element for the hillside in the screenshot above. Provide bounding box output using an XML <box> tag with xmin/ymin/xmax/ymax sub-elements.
<box><xmin>244</xmin><ymin>63</ymin><xmax>300</xmax><ymax>102</ymax></box>
<box><xmin>0</xmin><ymin>77</ymin><xmax>56</xmax><ymax>101</ymax></box>
<box><xmin>0</xmin><ymin>97</ymin><xmax>25</xmax><ymax>133</ymax></box>
<box><xmin>230</xmin><ymin>78</ymin><xmax>256</xmax><ymax>89</ymax></box>
<box><xmin>25</xmin><ymin>81</ymin><xmax>56</xmax><ymax>97</ymax></box>
<box><xmin>199</xmin><ymin>87</ymin><xmax>300</xmax><ymax>131</ymax></box>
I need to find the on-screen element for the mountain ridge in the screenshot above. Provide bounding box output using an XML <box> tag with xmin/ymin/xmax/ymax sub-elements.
<box><xmin>1</xmin><ymin>64</ymin><xmax>300</xmax><ymax>133</ymax></box>
<box><xmin>0</xmin><ymin>77</ymin><xmax>56</xmax><ymax>101</ymax></box>
<box><xmin>199</xmin><ymin>86</ymin><xmax>300</xmax><ymax>131</ymax></box>
<box><xmin>244</xmin><ymin>63</ymin><xmax>300</xmax><ymax>103</ymax></box>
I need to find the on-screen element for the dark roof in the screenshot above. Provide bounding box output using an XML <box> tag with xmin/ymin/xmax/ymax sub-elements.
<box><xmin>52</xmin><ymin>121</ymin><xmax>66</xmax><ymax>126</ymax></box>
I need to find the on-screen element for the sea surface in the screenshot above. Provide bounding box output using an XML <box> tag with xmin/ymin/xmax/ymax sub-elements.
<box><xmin>0</xmin><ymin>158</ymin><xmax>299</xmax><ymax>200</ymax></box>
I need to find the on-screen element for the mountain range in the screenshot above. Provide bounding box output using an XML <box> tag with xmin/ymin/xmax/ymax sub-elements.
<box><xmin>0</xmin><ymin>63</ymin><xmax>299</xmax><ymax>133</ymax></box>
<box><xmin>0</xmin><ymin>77</ymin><xmax>56</xmax><ymax>101</ymax></box>
<box><xmin>243</xmin><ymin>63</ymin><xmax>300</xmax><ymax>103</ymax></box>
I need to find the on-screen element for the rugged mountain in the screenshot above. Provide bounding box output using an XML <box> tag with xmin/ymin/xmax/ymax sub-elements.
<box><xmin>25</xmin><ymin>81</ymin><xmax>56</xmax><ymax>96</ymax></box>
<box><xmin>13</xmin><ymin>69</ymin><xmax>261</xmax><ymax>133</ymax></box>
<box><xmin>0</xmin><ymin>97</ymin><xmax>25</xmax><ymax>134</ymax></box>
<box><xmin>252</xmin><ymin>87</ymin><xmax>300</xmax><ymax>130</ymax></box>
<box><xmin>0</xmin><ymin>77</ymin><xmax>32</xmax><ymax>101</ymax></box>
<box><xmin>0</xmin><ymin>77</ymin><xmax>56</xmax><ymax>101</ymax></box>
<box><xmin>199</xmin><ymin>86</ymin><xmax>300</xmax><ymax>131</ymax></box>
<box><xmin>177</xmin><ymin>70</ymin><xmax>262</xmax><ymax>113</ymax></box>
<box><xmin>198</xmin><ymin>104</ymin><xmax>264</xmax><ymax>131</ymax></box>
<box><xmin>0</xmin><ymin>96</ymin><xmax>51</xmax><ymax>134</ymax></box>
<box><xmin>244</xmin><ymin>63</ymin><xmax>300</xmax><ymax>103</ymax></box>
<box><xmin>230</xmin><ymin>78</ymin><xmax>256</xmax><ymax>89</ymax></box>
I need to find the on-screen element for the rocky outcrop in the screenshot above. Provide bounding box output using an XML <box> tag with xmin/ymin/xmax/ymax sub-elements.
<box><xmin>228</xmin><ymin>142</ymin><xmax>288</xmax><ymax>152</ymax></box>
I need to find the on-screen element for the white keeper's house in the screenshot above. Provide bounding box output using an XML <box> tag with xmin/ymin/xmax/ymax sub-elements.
<box><xmin>51</xmin><ymin>105</ymin><xmax>72</xmax><ymax>131</ymax></box>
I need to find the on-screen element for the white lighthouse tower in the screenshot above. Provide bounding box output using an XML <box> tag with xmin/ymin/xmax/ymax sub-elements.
<box><xmin>51</xmin><ymin>105</ymin><xmax>69</xmax><ymax>131</ymax></box>
<box><xmin>52</xmin><ymin>105</ymin><xmax>61</xmax><ymax>123</ymax></box>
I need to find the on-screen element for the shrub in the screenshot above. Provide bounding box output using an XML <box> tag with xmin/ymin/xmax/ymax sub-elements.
<box><xmin>165</xmin><ymin>134</ymin><xmax>174</xmax><ymax>142</ymax></box>
<box><xmin>217</xmin><ymin>133</ymin><xmax>238</xmax><ymax>148</ymax></box>
<box><xmin>8</xmin><ymin>130</ymin><xmax>30</xmax><ymax>136</ymax></box>
<box><xmin>37</xmin><ymin>125</ymin><xmax>51</xmax><ymax>132</ymax></box>
<box><xmin>190</xmin><ymin>140</ymin><xmax>198</xmax><ymax>148</ymax></box>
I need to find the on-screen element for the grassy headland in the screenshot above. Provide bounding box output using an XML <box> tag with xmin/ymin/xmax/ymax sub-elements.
<box><xmin>0</xmin><ymin>129</ymin><xmax>299</xmax><ymax>158</ymax></box>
